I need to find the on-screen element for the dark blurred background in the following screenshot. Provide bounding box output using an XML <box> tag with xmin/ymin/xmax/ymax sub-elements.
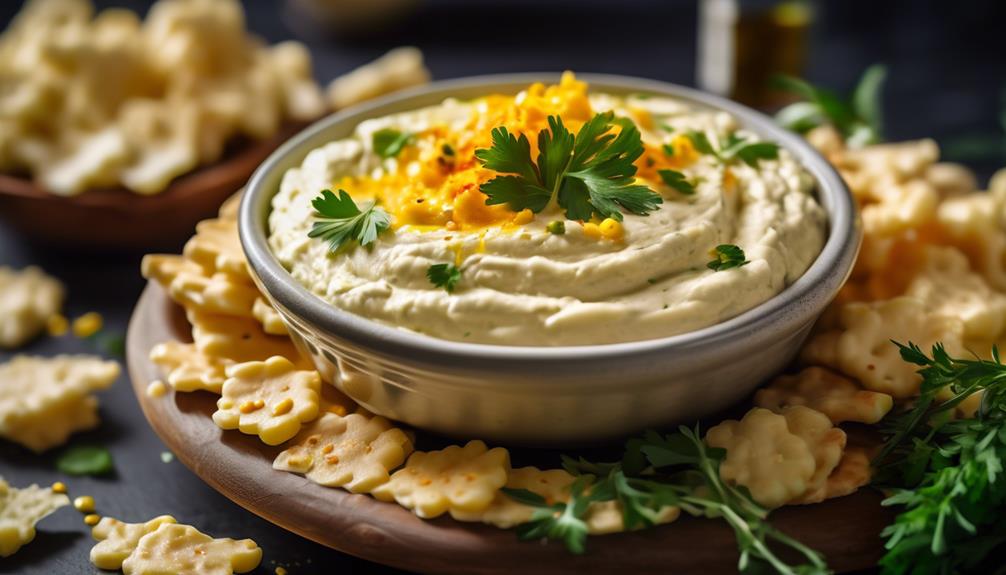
<box><xmin>1</xmin><ymin>1</ymin><xmax>1004</xmax><ymax>573</ymax></box>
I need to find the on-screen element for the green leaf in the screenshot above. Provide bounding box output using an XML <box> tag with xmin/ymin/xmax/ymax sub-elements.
<box><xmin>537</xmin><ymin>115</ymin><xmax>575</xmax><ymax>192</ymax></box>
<box><xmin>707</xmin><ymin>244</ymin><xmax>750</xmax><ymax>271</ymax></box>
<box><xmin>426</xmin><ymin>263</ymin><xmax>461</xmax><ymax>293</ymax></box>
<box><xmin>658</xmin><ymin>169</ymin><xmax>695</xmax><ymax>195</ymax></box>
<box><xmin>685</xmin><ymin>131</ymin><xmax>716</xmax><ymax>156</ymax></box>
<box><xmin>372</xmin><ymin>128</ymin><xmax>413</xmax><ymax>159</ymax></box>
<box><xmin>502</xmin><ymin>487</ymin><xmax>548</xmax><ymax>507</ymax></box>
<box><xmin>308</xmin><ymin>189</ymin><xmax>392</xmax><ymax>252</ymax></box>
<box><xmin>57</xmin><ymin>446</ymin><xmax>114</xmax><ymax>476</ymax></box>
<box><xmin>775</xmin><ymin>102</ymin><xmax>825</xmax><ymax>133</ymax></box>
<box><xmin>475</xmin><ymin>127</ymin><xmax>540</xmax><ymax>183</ymax></box>
<box><xmin>481</xmin><ymin>176</ymin><xmax>552</xmax><ymax>213</ymax></box>
<box><xmin>732</xmin><ymin>142</ymin><xmax>780</xmax><ymax>167</ymax></box>
<box><xmin>851</xmin><ymin>64</ymin><xmax>888</xmax><ymax>137</ymax></box>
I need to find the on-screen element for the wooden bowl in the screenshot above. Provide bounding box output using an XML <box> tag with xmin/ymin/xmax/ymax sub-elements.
<box><xmin>0</xmin><ymin>123</ymin><xmax>307</xmax><ymax>252</ymax></box>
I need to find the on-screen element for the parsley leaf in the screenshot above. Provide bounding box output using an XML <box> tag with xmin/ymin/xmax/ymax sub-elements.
<box><xmin>876</xmin><ymin>342</ymin><xmax>1006</xmax><ymax>575</ymax></box>
<box><xmin>476</xmin><ymin>112</ymin><xmax>663</xmax><ymax>221</ymax></box>
<box><xmin>707</xmin><ymin>244</ymin><xmax>749</xmax><ymax>271</ymax></box>
<box><xmin>658</xmin><ymin>169</ymin><xmax>695</xmax><ymax>195</ymax></box>
<box><xmin>774</xmin><ymin>64</ymin><xmax>887</xmax><ymax>147</ymax></box>
<box><xmin>308</xmin><ymin>189</ymin><xmax>391</xmax><ymax>252</ymax></box>
<box><xmin>426</xmin><ymin>263</ymin><xmax>461</xmax><ymax>293</ymax></box>
<box><xmin>372</xmin><ymin>128</ymin><xmax>413</xmax><ymax>158</ymax></box>
<box><xmin>687</xmin><ymin>131</ymin><xmax>780</xmax><ymax>168</ymax></box>
<box><xmin>57</xmin><ymin>445</ymin><xmax>114</xmax><ymax>476</ymax></box>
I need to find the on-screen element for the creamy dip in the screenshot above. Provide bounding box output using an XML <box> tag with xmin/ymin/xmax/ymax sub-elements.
<box><xmin>269</xmin><ymin>75</ymin><xmax>826</xmax><ymax>346</ymax></box>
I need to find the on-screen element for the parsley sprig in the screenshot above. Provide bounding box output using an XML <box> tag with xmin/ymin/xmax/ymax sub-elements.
<box><xmin>506</xmin><ymin>427</ymin><xmax>828</xmax><ymax>574</ymax></box>
<box><xmin>373</xmin><ymin>128</ymin><xmax>413</xmax><ymax>158</ymax></box>
<box><xmin>876</xmin><ymin>342</ymin><xmax>1006</xmax><ymax>575</ymax></box>
<box><xmin>475</xmin><ymin>112</ymin><xmax>663</xmax><ymax>221</ymax></box>
<box><xmin>774</xmin><ymin>64</ymin><xmax>887</xmax><ymax>148</ymax></box>
<box><xmin>426</xmin><ymin>263</ymin><xmax>461</xmax><ymax>293</ymax></box>
<box><xmin>686</xmin><ymin>131</ymin><xmax>780</xmax><ymax>167</ymax></box>
<box><xmin>309</xmin><ymin>189</ymin><xmax>391</xmax><ymax>252</ymax></box>
<box><xmin>707</xmin><ymin>244</ymin><xmax>749</xmax><ymax>271</ymax></box>
<box><xmin>658</xmin><ymin>169</ymin><xmax>696</xmax><ymax>195</ymax></box>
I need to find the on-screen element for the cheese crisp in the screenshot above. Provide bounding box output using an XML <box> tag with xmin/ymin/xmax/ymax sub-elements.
<box><xmin>0</xmin><ymin>266</ymin><xmax>64</xmax><ymax>349</ymax></box>
<box><xmin>90</xmin><ymin>515</ymin><xmax>177</xmax><ymax>570</ymax></box>
<box><xmin>212</xmin><ymin>356</ymin><xmax>322</xmax><ymax>445</ymax></box>
<box><xmin>0</xmin><ymin>478</ymin><xmax>70</xmax><ymax>557</ymax></box>
<box><xmin>372</xmin><ymin>440</ymin><xmax>511</xmax><ymax>519</ymax></box>
<box><xmin>273</xmin><ymin>412</ymin><xmax>413</xmax><ymax>493</ymax></box>
<box><xmin>120</xmin><ymin>523</ymin><xmax>262</xmax><ymax>575</ymax></box>
<box><xmin>755</xmin><ymin>367</ymin><xmax>893</xmax><ymax>425</ymax></box>
<box><xmin>0</xmin><ymin>355</ymin><xmax>119</xmax><ymax>452</ymax></box>
<box><xmin>149</xmin><ymin>341</ymin><xmax>229</xmax><ymax>394</ymax></box>
<box><xmin>0</xmin><ymin>0</ymin><xmax>325</xmax><ymax>196</ymax></box>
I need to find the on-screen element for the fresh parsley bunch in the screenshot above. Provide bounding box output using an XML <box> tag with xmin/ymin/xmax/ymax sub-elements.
<box><xmin>774</xmin><ymin>64</ymin><xmax>887</xmax><ymax>148</ymax></box>
<box><xmin>505</xmin><ymin>427</ymin><xmax>829</xmax><ymax>574</ymax></box>
<box><xmin>876</xmin><ymin>342</ymin><xmax>1006</xmax><ymax>575</ymax></box>
<box><xmin>475</xmin><ymin>112</ymin><xmax>663</xmax><ymax>221</ymax></box>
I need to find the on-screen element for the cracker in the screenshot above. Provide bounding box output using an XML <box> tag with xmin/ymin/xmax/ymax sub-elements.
<box><xmin>121</xmin><ymin>522</ymin><xmax>261</xmax><ymax>575</ymax></box>
<box><xmin>142</xmin><ymin>254</ymin><xmax>257</xmax><ymax>318</ymax></box>
<box><xmin>183</xmin><ymin>218</ymin><xmax>249</xmax><ymax>280</ymax></box>
<box><xmin>371</xmin><ymin>440</ymin><xmax>510</xmax><ymax>519</ymax></box>
<box><xmin>187</xmin><ymin>310</ymin><xmax>306</xmax><ymax>367</ymax></box>
<box><xmin>326</xmin><ymin>47</ymin><xmax>430</xmax><ymax>110</ymax></box>
<box><xmin>0</xmin><ymin>266</ymin><xmax>64</xmax><ymax>349</ymax></box>
<box><xmin>150</xmin><ymin>341</ymin><xmax>229</xmax><ymax>394</ymax></box>
<box><xmin>801</xmin><ymin>297</ymin><xmax>965</xmax><ymax>398</ymax></box>
<box><xmin>755</xmin><ymin>367</ymin><xmax>894</xmax><ymax>425</ymax></box>
<box><xmin>790</xmin><ymin>447</ymin><xmax>872</xmax><ymax>505</ymax></box>
<box><xmin>584</xmin><ymin>500</ymin><xmax>680</xmax><ymax>535</ymax></box>
<box><xmin>0</xmin><ymin>478</ymin><xmax>70</xmax><ymax>557</ymax></box>
<box><xmin>252</xmin><ymin>297</ymin><xmax>288</xmax><ymax>336</ymax></box>
<box><xmin>706</xmin><ymin>406</ymin><xmax>845</xmax><ymax>509</ymax></box>
<box><xmin>212</xmin><ymin>356</ymin><xmax>321</xmax><ymax>446</ymax></box>
<box><xmin>452</xmin><ymin>467</ymin><xmax>575</xmax><ymax>528</ymax></box>
<box><xmin>273</xmin><ymin>412</ymin><xmax>412</xmax><ymax>493</ymax></box>
<box><xmin>0</xmin><ymin>355</ymin><xmax>119</xmax><ymax>452</ymax></box>
<box><xmin>90</xmin><ymin>515</ymin><xmax>177</xmax><ymax>570</ymax></box>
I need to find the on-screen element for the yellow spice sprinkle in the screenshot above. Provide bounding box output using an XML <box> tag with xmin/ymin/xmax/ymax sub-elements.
<box><xmin>73</xmin><ymin>495</ymin><xmax>95</xmax><ymax>513</ymax></box>
<box><xmin>84</xmin><ymin>514</ymin><xmax>101</xmax><ymax>526</ymax></box>
<box><xmin>582</xmin><ymin>222</ymin><xmax>601</xmax><ymax>239</ymax></box>
<box><xmin>47</xmin><ymin>314</ymin><xmax>68</xmax><ymax>336</ymax></box>
<box><xmin>72</xmin><ymin>312</ymin><xmax>103</xmax><ymax>338</ymax></box>
<box><xmin>254</xmin><ymin>399</ymin><xmax>265</xmax><ymax>409</ymax></box>
<box><xmin>51</xmin><ymin>482</ymin><xmax>67</xmax><ymax>494</ymax></box>
<box><xmin>146</xmin><ymin>380</ymin><xmax>168</xmax><ymax>399</ymax></box>
<box><xmin>321</xmin><ymin>444</ymin><xmax>334</xmax><ymax>454</ymax></box>
<box><xmin>272</xmin><ymin>398</ymin><xmax>294</xmax><ymax>416</ymax></box>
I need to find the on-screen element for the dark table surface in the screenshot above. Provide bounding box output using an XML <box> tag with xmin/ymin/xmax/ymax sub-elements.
<box><xmin>2</xmin><ymin>1</ymin><xmax>1005</xmax><ymax>573</ymax></box>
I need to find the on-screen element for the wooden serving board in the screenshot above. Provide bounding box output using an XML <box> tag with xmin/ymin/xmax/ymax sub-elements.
<box><xmin>126</xmin><ymin>283</ymin><xmax>892</xmax><ymax>575</ymax></box>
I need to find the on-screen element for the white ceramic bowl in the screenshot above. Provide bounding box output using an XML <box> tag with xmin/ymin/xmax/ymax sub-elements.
<box><xmin>240</xmin><ymin>74</ymin><xmax>860</xmax><ymax>445</ymax></box>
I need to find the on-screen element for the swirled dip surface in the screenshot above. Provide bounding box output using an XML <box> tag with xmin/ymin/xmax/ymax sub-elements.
<box><xmin>269</xmin><ymin>74</ymin><xmax>826</xmax><ymax>346</ymax></box>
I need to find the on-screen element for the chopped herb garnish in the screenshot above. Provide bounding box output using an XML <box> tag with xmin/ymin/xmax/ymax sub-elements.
<box><xmin>57</xmin><ymin>445</ymin><xmax>114</xmax><ymax>476</ymax></box>
<box><xmin>309</xmin><ymin>189</ymin><xmax>391</xmax><ymax>252</ymax></box>
<box><xmin>707</xmin><ymin>244</ymin><xmax>749</xmax><ymax>271</ymax></box>
<box><xmin>658</xmin><ymin>169</ymin><xmax>696</xmax><ymax>195</ymax></box>
<box><xmin>475</xmin><ymin>112</ymin><xmax>663</xmax><ymax>221</ymax></box>
<box><xmin>373</xmin><ymin>128</ymin><xmax>413</xmax><ymax>158</ymax></box>
<box><xmin>546</xmin><ymin>220</ymin><xmax>566</xmax><ymax>235</ymax></box>
<box><xmin>441</xmin><ymin>143</ymin><xmax>455</xmax><ymax>156</ymax></box>
<box><xmin>426</xmin><ymin>263</ymin><xmax>461</xmax><ymax>293</ymax></box>
<box><xmin>660</xmin><ymin>122</ymin><xmax>675</xmax><ymax>133</ymax></box>
<box><xmin>774</xmin><ymin>64</ymin><xmax>887</xmax><ymax>148</ymax></box>
<box><xmin>646</xmin><ymin>277</ymin><xmax>658</xmax><ymax>284</ymax></box>
<box><xmin>662</xmin><ymin>143</ymin><xmax>676</xmax><ymax>157</ymax></box>
<box><xmin>687</xmin><ymin>131</ymin><xmax>779</xmax><ymax>167</ymax></box>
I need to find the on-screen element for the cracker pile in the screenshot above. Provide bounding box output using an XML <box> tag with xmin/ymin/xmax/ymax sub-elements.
<box><xmin>0</xmin><ymin>0</ymin><xmax>326</xmax><ymax>196</ymax></box>
<box><xmin>707</xmin><ymin>129</ymin><xmax>1006</xmax><ymax>508</ymax></box>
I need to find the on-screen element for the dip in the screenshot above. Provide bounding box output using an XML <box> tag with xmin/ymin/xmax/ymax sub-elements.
<box><xmin>269</xmin><ymin>73</ymin><xmax>826</xmax><ymax>346</ymax></box>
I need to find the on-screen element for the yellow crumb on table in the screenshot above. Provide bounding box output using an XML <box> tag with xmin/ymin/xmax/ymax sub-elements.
<box><xmin>84</xmin><ymin>514</ymin><xmax>101</xmax><ymax>526</ymax></box>
<box><xmin>146</xmin><ymin>381</ymin><xmax>168</xmax><ymax>399</ymax></box>
<box><xmin>275</xmin><ymin>568</ymin><xmax>288</xmax><ymax>575</ymax></box>
<box><xmin>72</xmin><ymin>313</ymin><xmax>103</xmax><ymax>339</ymax></box>
<box><xmin>74</xmin><ymin>495</ymin><xmax>95</xmax><ymax>513</ymax></box>
<box><xmin>50</xmin><ymin>482</ymin><xmax>67</xmax><ymax>494</ymax></box>
<box><xmin>47</xmin><ymin>314</ymin><xmax>68</xmax><ymax>337</ymax></box>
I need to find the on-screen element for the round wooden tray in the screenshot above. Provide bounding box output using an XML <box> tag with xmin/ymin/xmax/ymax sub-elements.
<box><xmin>126</xmin><ymin>282</ymin><xmax>892</xmax><ymax>574</ymax></box>
<box><xmin>0</xmin><ymin>123</ymin><xmax>306</xmax><ymax>252</ymax></box>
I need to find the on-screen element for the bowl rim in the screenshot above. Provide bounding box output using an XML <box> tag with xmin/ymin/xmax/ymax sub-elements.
<box><xmin>240</xmin><ymin>72</ymin><xmax>860</xmax><ymax>370</ymax></box>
